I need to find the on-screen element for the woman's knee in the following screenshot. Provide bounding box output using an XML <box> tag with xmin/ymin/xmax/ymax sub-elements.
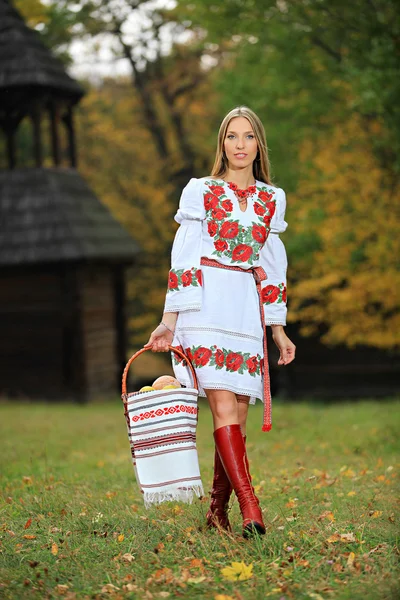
<box><xmin>205</xmin><ymin>389</ymin><xmax>238</xmax><ymax>421</ymax></box>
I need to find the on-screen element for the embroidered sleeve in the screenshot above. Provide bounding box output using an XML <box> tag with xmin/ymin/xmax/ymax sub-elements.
<box><xmin>259</xmin><ymin>188</ymin><xmax>288</xmax><ymax>325</ymax></box>
<box><xmin>164</xmin><ymin>178</ymin><xmax>205</xmax><ymax>313</ymax></box>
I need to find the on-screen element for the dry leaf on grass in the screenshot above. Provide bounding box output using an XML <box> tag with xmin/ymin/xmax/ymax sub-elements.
<box><xmin>51</xmin><ymin>542</ymin><xmax>59</xmax><ymax>555</ymax></box>
<box><xmin>215</xmin><ymin>595</ymin><xmax>234</xmax><ymax>600</ymax></box>
<box><xmin>327</xmin><ymin>532</ymin><xmax>356</xmax><ymax>543</ymax></box>
<box><xmin>317</xmin><ymin>511</ymin><xmax>335</xmax><ymax>522</ymax></box>
<box><xmin>23</xmin><ymin>534</ymin><xmax>36</xmax><ymax>540</ymax></box>
<box><xmin>346</xmin><ymin>552</ymin><xmax>356</xmax><ymax>569</ymax></box>
<box><xmin>101</xmin><ymin>583</ymin><xmax>120</xmax><ymax>593</ymax></box>
<box><xmin>121</xmin><ymin>553</ymin><xmax>135</xmax><ymax>563</ymax></box>
<box><xmin>24</xmin><ymin>518</ymin><xmax>32</xmax><ymax>529</ymax></box>
<box><xmin>221</xmin><ymin>561</ymin><xmax>253</xmax><ymax>582</ymax></box>
<box><xmin>54</xmin><ymin>584</ymin><xmax>69</xmax><ymax>595</ymax></box>
<box><xmin>117</xmin><ymin>534</ymin><xmax>124</xmax><ymax>542</ymax></box>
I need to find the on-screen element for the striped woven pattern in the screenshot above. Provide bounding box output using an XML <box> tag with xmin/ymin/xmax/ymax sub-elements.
<box><xmin>124</xmin><ymin>387</ymin><xmax>204</xmax><ymax>507</ymax></box>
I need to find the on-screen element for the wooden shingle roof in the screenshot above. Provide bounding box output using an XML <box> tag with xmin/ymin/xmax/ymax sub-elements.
<box><xmin>0</xmin><ymin>168</ymin><xmax>140</xmax><ymax>265</ymax></box>
<box><xmin>0</xmin><ymin>0</ymin><xmax>84</xmax><ymax>101</ymax></box>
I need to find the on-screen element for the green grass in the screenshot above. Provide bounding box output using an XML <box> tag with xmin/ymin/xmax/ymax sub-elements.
<box><xmin>0</xmin><ymin>398</ymin><xmax>399</xmax><ymax>600</ymax></box>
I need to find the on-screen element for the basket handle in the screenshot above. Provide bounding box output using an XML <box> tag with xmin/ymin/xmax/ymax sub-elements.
<box><xmin>121</xmin><ymin>345</ymin><xmax>198</xmax><ymax>397</ymax></box>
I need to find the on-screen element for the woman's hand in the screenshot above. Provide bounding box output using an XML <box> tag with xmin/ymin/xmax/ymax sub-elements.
<box><xmin>144</xmin><ymin>323</ymin><xmax>174</xmax><ymax>352</ymax></box>
<box><xmin>271</xmin><ymin>325</ymin><xmax>296</xmax><ymax>365</ymax></box>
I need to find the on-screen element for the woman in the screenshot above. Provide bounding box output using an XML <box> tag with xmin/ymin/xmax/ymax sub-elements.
<box><xmin>145</xmin><ymin>106</ymin><xmax>296</xmax><ymax>538</ymax></box>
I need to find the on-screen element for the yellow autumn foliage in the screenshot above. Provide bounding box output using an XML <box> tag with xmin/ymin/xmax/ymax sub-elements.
<box><xmin>288</xmin><ymin>115</ymin><xmax>400</xmax><ymax>348</ymax></box>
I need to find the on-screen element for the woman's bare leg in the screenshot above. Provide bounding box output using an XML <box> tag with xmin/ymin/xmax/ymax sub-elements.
<box><xmin>204</xmin><ymin>389</ymin><xmax>239</xmax><ymax>430</ymax></box>
<box><xmin>236</xmin><ymin>394</ymin><xmax>250</xmax><ymax>435</ymax></box>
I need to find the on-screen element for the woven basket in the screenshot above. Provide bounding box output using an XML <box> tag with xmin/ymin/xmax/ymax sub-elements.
<box><xmin>121</xmin><ymin>346</ymin><xmax>204</xmax><ymax>507</ymax></box>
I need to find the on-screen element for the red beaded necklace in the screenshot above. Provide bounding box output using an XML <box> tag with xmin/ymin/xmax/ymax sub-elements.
<box><xmin>226</xmin><ymin>181</ymin><xmax>257</xmax><ymax>204</ymax></box>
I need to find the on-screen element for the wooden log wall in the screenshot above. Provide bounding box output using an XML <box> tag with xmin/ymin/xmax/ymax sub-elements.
<box><xmin>0</xmin><ymin>269</ymin><xmax>64</xmax><ymax>397</ymax></box>
<box><xmin>80</xmin><ymin>266</ymin><xmax>118</xmax><ymax>396</ymax></box>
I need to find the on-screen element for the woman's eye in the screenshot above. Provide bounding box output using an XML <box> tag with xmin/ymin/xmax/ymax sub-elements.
<box><xmin>247</xmin><ymin>134</ymin><xmax>254</xmax><ymax>139</ymax></box>
<box><xmin>227</xmin><ymin>134</ymin><xmax>235</xmax><ymax>139</ymax></box>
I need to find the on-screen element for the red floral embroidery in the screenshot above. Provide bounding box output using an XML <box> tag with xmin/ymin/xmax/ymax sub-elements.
<box><xmin>167</xmin><ymin>267</ymin><xmax>202</xmax><ymax>293</ymax></box>
<box><xmin>193</xmin><ymin>347</ymin><xmax>212</xmax><ymax>367</ymax></box>
<box><xmin>221</xmin><ymin>199</ymin><xmax>233</xmax><ymax>212</ymax></box>
<box><xmin>171</xmin><ymin>345</ymin><xmax>185</xmax><ymax>363</ymax></box>
<box><xmin>215</xmin><ymin>349</ymin><xmax>225</xmax><ymax>367</ymax></box>
<box><xmin>214</xmin><ymin>239</ymin><xmax>228</xmax><ymax>252</ymax></box>
<box><xmin>204</xmin><ymin>192</ymin><xmax>219</xmax><ymax>210</ymax></box>
<box><xmin>261</xmin><ymin>282</ymin><xmax>286</xmax><ymax>304</ymax></box>
<box><xmin>168</xmin><ymin>271</ymin><xmax>179</xmax><ymax>290</ymax></box>
<box><xmin>195</xmin><ymin>269</ymin><xmax>202</xmax><ymax>286</ymax></box>
<box><xmin>181</xmin><ymin>269</ymin><xmax>193</xmax><ymax>287</ymax></box>
<box><xmin>258</xmin><ymin>190</ymin><xmax>274</xmax><ymax>202</ymax></box>
<box><xmin>254</xmin><ymin>202</ymin><xmax>266</xmax><ymax>216</ymax></box>
<box><xmin>219</xmin><ymin>220</ymin><xmax>239</xmax><ymax>239</ymax></box>
<box><xmin>261</xmin><ymin>285</ymin><xmax>280</xmax><ymax>304</ymax></box>
<box><xmin>263</xmin><ymin>214</ymin><xmax>272</xmax><ymax>227</ymax></box>
<box><xmin>226</xmin><ymin>352</ymin><xmax>244</xmax><ymax>372</ymax></box>
<box><xmin>251</xmin><ymin>224</ymin><xmax>267</xmax><ymax>244</ymax></box>
<box><xmin>232</xmin><ymin>244</ymin><xmax>253</xmax><ymax>262</ymax></box>
<box><xmin>174</xmin><ymin>344</ymin><xmax>262</xmax><ymax>376</ymax></box>
<box><xmin>212</xmin><ymin>207</ymin><xmax>227</xmax><ymax>220</ymax></box>
<box><xmin>246</xmin><ymin>356</ymin><xmax>258</xmax><ymax>374</ymax></box>
<box><xmin>208</xmin><ymin>220</ymin><xmax>218</xmax><ymax>237</ymax></box>
<box><xmin>265</xmin><ymin>201</ymin><xmax>276</xmax><ymax>217</ymax></box>
<box><xmin>204</xmin><ymin>180</ymin><xmax>274</xmax><ymax>265</ymax></box>
<box><xmin>209</xmin><ymin>185</ymin><xmax>225</xmax><ymax>197</ymax></box>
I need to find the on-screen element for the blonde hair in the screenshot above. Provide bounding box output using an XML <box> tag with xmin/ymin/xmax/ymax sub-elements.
<box><xmin>210</xmin><ymin>106</ymin><xmax>273</xmax><ymax>185</ymax></box>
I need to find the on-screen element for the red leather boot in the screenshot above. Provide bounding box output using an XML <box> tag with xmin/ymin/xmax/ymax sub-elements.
<box><xmin>206</xmin><ymin>447</ymin><xmax>232</xmax><ymax>530</ymax></box>
<box><xmin>214</xmin><ymin>424</ymin><xmax>266</xmax><ymax>538</ymax></box>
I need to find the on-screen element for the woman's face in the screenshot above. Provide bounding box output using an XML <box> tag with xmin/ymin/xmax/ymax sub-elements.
<box><xmin>223</xmin><ymin>116</ymin><xmax>258</xmax><ymax>169</ymax></box>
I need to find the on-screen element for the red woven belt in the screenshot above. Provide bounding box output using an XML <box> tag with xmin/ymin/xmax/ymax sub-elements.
<box><xmin>200</xmin><ymin>256</ymin><xmax>272</xmax><ymax>432</ymax></box>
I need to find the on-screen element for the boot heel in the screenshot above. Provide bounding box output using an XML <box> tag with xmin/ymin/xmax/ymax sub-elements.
<box><xmin>243</xmin><ymin>521</ymin><xmax>266</xmax><ymax>538</ymax></box>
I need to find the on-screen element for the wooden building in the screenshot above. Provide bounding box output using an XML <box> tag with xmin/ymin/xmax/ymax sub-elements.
<box><xmin>0</xmin><ymin>1</ymin><xmax>140</xmax><ymax>401</ymax></box>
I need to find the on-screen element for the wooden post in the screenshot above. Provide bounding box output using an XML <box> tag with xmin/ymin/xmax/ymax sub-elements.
<box><xmin>31</xmin><ymin>103</ymin><xmax>43</xmax><ymax>168</ymax></box>
<box><xmin>49</xmin><ymin>101</ymin><xmax>61</xmax><ymax>166</ymax></box>
<box><xmin>64</xmin><ymin>106</ymin><xmax>77</xmax><ymax>168</ymax></box>
<box><xmin>114</xmin><ymin>266</ymin><xmax>128</xmax><ymax>389</ymax></box>
<box><xmin>61</xmin><ymin>266</ymin><xmax>87</xmax><ymax>403</ymax></box>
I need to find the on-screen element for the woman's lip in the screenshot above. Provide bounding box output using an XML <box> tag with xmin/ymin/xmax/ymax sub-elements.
<box><xmin>234</xmin><ymin>153</ymin><xmax>247</xmax><ymax>158</ymax></box>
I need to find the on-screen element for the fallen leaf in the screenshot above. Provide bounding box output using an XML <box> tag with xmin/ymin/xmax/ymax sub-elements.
<box><xmin>22</xmin><ymin>476</ymin><xmax>33</xmax><ymax>485</ymax></box>
<box><xmin>187</xmin><ymin>576</ymin><xmax>206</xmax><ymax>584</ymax></box>
<box><xmin>121</xmin><ymin>553</ymin><xmax>135</xmax><ymax>563</ymax></box>
<box><xmin>308</xmin><ymin>594</ymin><xmax>324</xmax><ymax>600</ymax></box>
<box><xmin>221</xmin><ymin>561</ymin><xmax>253</xmax><ymax>582</ymax></box>
<box><xmin>347</xmin><ymin>552</ymin><xmax>356</xmax><ymax>569</ymax></box>
<box><xmin>123</xmin><ymin>583</ymin><xmax>138</xmax><ymax>592</ymax></box>
<box><xmin>157</xmin><ymin>593</ymin><xmax>170</xmax><ymax>599</ymax></box>
<box><xmin>24</xmin><ymin>518</ymin><xmax>32</xmax><ymax>530</ymax></box>
<box><xmin>369</xmin><ymin>510</ymin><xmax>383</xmax><ymax>518</ymax></box>
<box><xmin>117</xmin><ymin>534</ymin><xmax>124</xmax><ymax>542</ymax></box>
<box><xmin>347</xmin><ymin>491</ymin><xmax>357</xmax><ymax>496</ymax></box>
<box><xmin>318</xmin><ymin>511</ymin><xmax>335</xmax><ymax>522</ymax></box>
<box><xmin>105</xmin><ymin>491</ymin><xmax>117</xmax><ymax>499</ymax></box>
<box><xmin>154</xmin><ymin>542</ymin><xmax>165</xmax><ymax>553</ymax></box>
<box><xmin>23</xmin><ymin>534</ymin><xmax>36</xmax><ymax>540</ymax></box>
<box><xmin>215</xmin><ymin>596</ymin><xmax>234</xmax><ymax>600</ymax></box>
<box><xmin>340</xmin><ymin>533</ymin><xmax>356</xmax><ymax>542</ymax></box>
<box><xmin>101</xmin><ymin>583</ymin><xmax>120</xmax><ymax>593</ymax></box>
<box><xmin>54</xmin><ymin>584</ymin><xmax>69</xmax><ymax>595</ymax></box>
<box><xmin>51</xmin><ymin>542</ymin><xmax>59</xmax><ymax>555</ymax></box>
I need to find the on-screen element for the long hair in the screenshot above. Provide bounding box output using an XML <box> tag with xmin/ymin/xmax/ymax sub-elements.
<box><xmin>210</xmin><ymin>106</ymin><xmax>273</xmax><ymax>185</ymax></box>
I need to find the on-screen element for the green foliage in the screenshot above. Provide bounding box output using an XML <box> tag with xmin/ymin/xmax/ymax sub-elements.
<box><xmin>0</xmin><ymin>399</ymin><xmax>399</xmax><ymax>598</ymax></box>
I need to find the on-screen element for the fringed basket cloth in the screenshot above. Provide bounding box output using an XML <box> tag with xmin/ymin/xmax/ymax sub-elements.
<box><xmin>121</xmin><ymin>346</ymin><xmax>204</xmax><ymax>507</ymax></box>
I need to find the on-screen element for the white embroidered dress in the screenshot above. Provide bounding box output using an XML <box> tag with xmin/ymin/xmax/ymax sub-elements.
<box><xmin>164</xmin><ymin>177</ymin><xmax>288</xmax><ymax>411</ymax></box>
